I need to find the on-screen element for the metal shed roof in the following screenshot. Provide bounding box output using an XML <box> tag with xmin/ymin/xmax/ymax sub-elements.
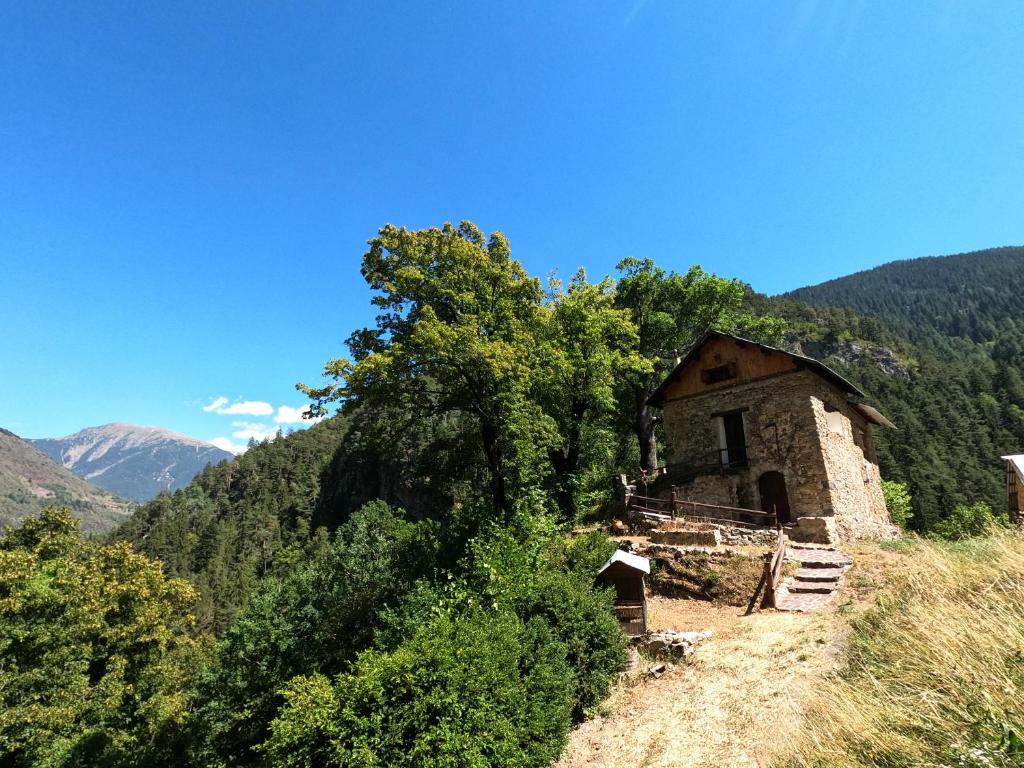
<box><xmin>851</xmin><ymin>402</ymin><xmax>897</xmax><ymax>429</ymax></box>
<box><xmin>596</xmin><ymin>549</ymin><xmax>650</xmax><ymax>576</ymax></box>
<box><xmin>1002</xmin><ymin>454</ymin><xmax>1024</xmax><ymax>480</ymax></box>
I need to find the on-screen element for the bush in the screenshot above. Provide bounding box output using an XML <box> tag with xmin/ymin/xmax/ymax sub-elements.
<box><xmin>193</xmin><ymin>501</ymin><xmax>436</xmax><ymax>765</ymax></box>
<box><xmin>196</xmin><ymin>503</ymin><xmax>625</xmax><ymax>766</ymax></box>
<box><xmin>459</xmin><ymin>520</ymin><xmax>626</xmax><ymax>719</ymax></box>
<box><xmin>0</xmin><ymin>508</ymin><xmax>203</xmax><ymax>767</ymax></box>
<box><xmin>260</xmin><ymin>609</ymin><xmax>575</xmax><ymax>768</ymax></box>
<box><xmin>931</xmin><ymin>501</ymin><xmax>1001</xmax><ymax>540</ymax></box>
<box><xmin>881</xmin><ymin>480</ymin><xmax>913</xmax><ymax>528</ymax></box>
<box><xmin>511</xmin><ymin>569</ymin><xmax>626</xmax><ymax>720</ymax></box>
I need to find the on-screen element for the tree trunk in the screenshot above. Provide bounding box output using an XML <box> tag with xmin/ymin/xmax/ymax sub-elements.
<box><xmin>635</xmin><ymin>399</ymin><xmax>659</xmax><ymax>471</ymax></box>
<box><xmin>548</xmin><ymin>444</ymin><xmax>580</xmax><ymax>521</ymax></box>
<box><xmin>480</xmin><ymin>419</ymin><xmax>507</xmax><ymax>515</ymax></box>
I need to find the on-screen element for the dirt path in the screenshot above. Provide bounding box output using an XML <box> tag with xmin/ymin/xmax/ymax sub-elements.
<box><xmin>556</xmin><ymin>597</ymin><xmax>847</xmax><ymax>768</ymax></box>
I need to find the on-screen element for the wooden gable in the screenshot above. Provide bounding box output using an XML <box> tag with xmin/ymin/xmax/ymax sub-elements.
<box><xmin>657</xmin><ymin>335</ymin><xmax>800</xmax><ymax>403</ymax></box>
<box><xmin>648</xmin><ymin>331</ymin><xmax>870</xmax><ymax>409</ymax></box>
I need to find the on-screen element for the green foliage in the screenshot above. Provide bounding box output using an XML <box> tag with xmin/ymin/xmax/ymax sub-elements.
<box><xmin>776</xmin><ymin>247</ymin><xmax>1024</xmax><ymax>531</ymax></box>
<box><xmin>538</xmin><ymin>271</ymin><xmax>651</xmax><ymax>519</ymax></box>
<box><xmin>189</xmin><ymin>499</ymin><xmax>624</xmax><ymax>767</ymax></box>
<box><xmin>454</xmin><ymin>514</ymin><xmax>626</xmax><ymax>720</ymax></box>
<box><xmin>118</xmin><ymin>418</ymin><xmax>360</xmax><ymax>633</ymax></box>
<box><xmin>299</xmin><ymin>221</ymin><xmax>554</xmax><ymax>516</ymax></box>
<box><xmin>613</xmin><ymin>257</ymin><xmax>784</xmax><ymax>468</ymax></box>
<box><xmin>0</xmin><ymin>508</ymin><xmax>203</xmax><ymax>767</ymax></box>
<box><xmin>881</xmin><ymin>480</ymin><xmax>913</xmax><ymax>528</ymax></box>
<box><xmin>511</xmin><ymin>569</ymin><xmax>625</xmax><ymax>720</ymax></box>
<box><xmin>193</xmin><ymin>501</ymin><xmax>437</xmax><ymax>766</ymax></box>
<box><xmin>931</xmin><ymin>501</ymin><xmax>1001</xmax><ymax>541</ymax></box>
<box><xmin>261</xmin><ymin>610</ymin><xmax>574</xmax><ymax>768</ymax></box>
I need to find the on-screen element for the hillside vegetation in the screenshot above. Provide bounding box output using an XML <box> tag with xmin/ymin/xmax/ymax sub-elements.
<box><xmin>0</xmin><ymin>428</ymin><xmax>132</xmax><ymax>532</ymax></box>
<box><xmin>9</xmin><ymin>226</ymin><xmax>1024</xmax><ymax>767</ymax></box>
<box><xmin>757</xmin><ymin>247</ymin><xmax>1024</xmax><ymax>529</ymax></box>
<box><xmin>780</xmin><ymin>531</ymin><xmax>1024</xmax><ymax>767</ymax></box>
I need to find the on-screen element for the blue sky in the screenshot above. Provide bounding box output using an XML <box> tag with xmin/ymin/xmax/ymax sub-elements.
<box><xmin>2</xmin><ymin>1</ymin><xmax>1023</xmax><ymax>447</ymax></box>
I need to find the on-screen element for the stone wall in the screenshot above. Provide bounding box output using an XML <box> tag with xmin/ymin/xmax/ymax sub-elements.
<box><xmin>660</xmin><ymin>368</ymin><xmax>894</xmax><ymax>543</ymax></box>
<box><xmin>662</xmin><ymin>369</ymin><xmax>834</xmax><ymax>520</ymax></box>
<box><xmin>810</xmin><ymin>391</ymin><xmax>896</xmax><ymax>541</ymax></box>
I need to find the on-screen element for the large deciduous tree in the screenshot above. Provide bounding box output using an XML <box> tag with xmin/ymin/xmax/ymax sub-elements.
<box><xmin>538</xmin><ymin>271</ymin><xmax>650</xmax><ymax>518</ymax></box>
<box><xmin>614</xmin><ymin>258</ymin><xmax>784</xmax><ymax>470</ymax></box>
<box><xmin>299</xmin><ymin>221</ymin><xmax>555</xmax><ymax>516</ymax></box>
<box><xmin>0</xmin><ymin>508</ymin><xmax>202</xmax><ymax>767</ymax></box>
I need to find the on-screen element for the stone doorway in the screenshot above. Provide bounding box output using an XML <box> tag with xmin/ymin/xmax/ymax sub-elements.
<box><xmin>758</xmin><ymin>471</ymin><xmax>791</xmax><ymax>525</ymax></box>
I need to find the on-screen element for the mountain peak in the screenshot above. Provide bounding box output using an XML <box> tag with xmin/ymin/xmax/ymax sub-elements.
<box><xmin>31</xmin><ymin>423</ymin><xmax>234</xmax><ymax>502</ymax></box>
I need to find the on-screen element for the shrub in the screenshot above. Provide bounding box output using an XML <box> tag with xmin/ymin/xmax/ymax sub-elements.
<box><xmin>260</xmin><ymin>609</ymin><xmax>575</xmax><ymax>768</ymax></box>
<box><xmin>931</xmin><ymin>501</ymin><xmax>1000</xmax><ymax>540</ymax></box>
<box><xmin>460</xmin><ymin>521</ymin><xmax>626</xmax><ymax>720</ymax></box>
<box><xmin>511</xmin><ymin>569</ymin><xmax>626</xmax><ymax>720</ymax></box>
<box><xmin>881</xmin><ymin>480</ymin><xmax>912</xmax><ymax>528</ymax></box>
<box><xmin>0</xmin><ymin>508</ymin><xmax>203</xmax><ymax>767</ymax></box>
<box><xmin>193</xmin><ymin>501</ymin><xmax>436</xmax><ymax>765</ymax></box>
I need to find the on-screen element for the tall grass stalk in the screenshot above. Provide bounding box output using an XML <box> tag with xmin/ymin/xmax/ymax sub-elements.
<box><xmin>784</xmin><ymin>531</ymin><xmax>1024</xmax><ymax>768</ymax></box>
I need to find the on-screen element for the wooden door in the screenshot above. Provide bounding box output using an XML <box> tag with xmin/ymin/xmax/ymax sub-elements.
<box><xmin>758</xmin><ymin>471</ymin><xmax>791</xmax><ymax>525</ymax></box>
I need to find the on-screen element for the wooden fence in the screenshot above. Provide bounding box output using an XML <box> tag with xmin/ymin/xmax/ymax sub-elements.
<box><xmin>627</xmin><ymin>491</ymin><xmax>778</xmax><ymax>529</ymax></box>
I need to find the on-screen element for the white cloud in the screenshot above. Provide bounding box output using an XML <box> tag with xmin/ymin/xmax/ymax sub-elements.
<box><xmin>219</xmin><ymin>400</ymin><xmax>274</xmax><ymax>416</ymax></box>
<box><xmin>231</xmin><ymin>421</ymin><xmax>280</xmax><ymax>442</ymax></box>
<box><xmin>210</xmin><ymin>436</ymin><xmax>247</xmax><ymax>455</ymax></box>
<box><xmin>274</xmin><ymin>404</ymin><xmax>322</xmax><ymax>424</ymax></box>
<box><xmin>202</xmin><ymin>398</ymin><xmax>275</xmax><ymax>417</ymax></box>
<box><xmin>203</xmin><ymin>396</ymin><xmax>229</xmax><ymax>412</ymax></box>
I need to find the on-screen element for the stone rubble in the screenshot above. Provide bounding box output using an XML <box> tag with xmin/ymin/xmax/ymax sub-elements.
<box><xmin>642</xmin><ymin>629</ymin><xmax>713</xmax><ymax>660</ymax></box>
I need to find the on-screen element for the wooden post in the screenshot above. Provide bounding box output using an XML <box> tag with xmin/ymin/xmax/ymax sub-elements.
<box><xmin>670</xmin><ymin>489</ymin><xmax>677</xmax><ymax>519</ymax></box>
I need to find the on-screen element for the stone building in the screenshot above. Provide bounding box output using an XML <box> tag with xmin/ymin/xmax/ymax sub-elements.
<box><xmin>647</xmin><ymin>331</ymin><xmax>896</xmax><ymax>544</ymax></box>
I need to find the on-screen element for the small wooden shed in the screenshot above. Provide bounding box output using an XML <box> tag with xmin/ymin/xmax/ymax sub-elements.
<box><xmin>596</xmin><ymin>549</ymin><xmax>650</xmax><ymax>636</ymax></box>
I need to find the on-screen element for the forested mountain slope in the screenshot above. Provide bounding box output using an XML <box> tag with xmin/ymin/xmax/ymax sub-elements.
<box><xmin>117</xmin><ymin>415</ymin><xmax>444</xmax><ymax>632</ymax></box>
<box><xmin>782</xmin><ymin>246</ymin><xmax>1024</xmax><ymax>349</ymax></box>
<box><xmin>767</xmin><ymin>246</ymin><xmax>1024</xmax><ymax>529</ymax></box>
<box><xmin>0</xmin><ymin>428</ymin><xmax>133</xmax><ymax>532</ymax></box>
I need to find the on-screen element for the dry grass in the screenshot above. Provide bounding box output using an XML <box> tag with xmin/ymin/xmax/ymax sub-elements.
<box><xmin>772</xmin><ymin>532</ymin><xmax>1024</xmax><ymax>768</ymax></box>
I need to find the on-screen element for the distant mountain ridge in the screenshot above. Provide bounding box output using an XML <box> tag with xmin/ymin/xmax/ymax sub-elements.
<box><xmin>0</xmin><ymin>427</ymin><xmax>133</xmax><ymax>532</ymax></box>
<box><xmin>781</xmin><ymin>246</ymin><xmax>1024</xmax><ymax>347</ymax></box>
<box><xmin>766</xmin><ymin>245</ymin><xmax>1024</xmax><ymax>528</ymax></box>
<box><xmin>32</xmin><ymin>423</ymin><xmax>234</xmax><ymax>503</ymax></box>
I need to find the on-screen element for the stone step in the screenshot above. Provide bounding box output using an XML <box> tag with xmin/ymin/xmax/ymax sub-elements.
<box><xmin>794</xmin><ymin>567</ymin><xmax>845</xmax><ymax>581</ymax></box>
<box><xmin>787</xmin><ymin>582</ymin><xmax>835</xmax><ymax>594</ymax></box>
<box><xmin>775</xmin><ymin>591</ymin><xmax>833</xmax><ymax>612</ymax></box>
<box><xmin>787</xmin><ymin>549</ymin><xmax>852</xmax><ymax>568</ymax></box>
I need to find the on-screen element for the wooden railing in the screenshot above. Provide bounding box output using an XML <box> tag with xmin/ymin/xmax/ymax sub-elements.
<box><xmin>762</xmin><ymin>528</ymin><xmax>787</xmax><ymax>609</ymax></box>
<box><xmin>626</xmin><ymin>491</ymin><xmax>778</xmax><ymax>529</ymax></box>
<box><xmin>626</xmin><ymin>452</ymin><xmax>742</xmax><ymax>494</ymax></box>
